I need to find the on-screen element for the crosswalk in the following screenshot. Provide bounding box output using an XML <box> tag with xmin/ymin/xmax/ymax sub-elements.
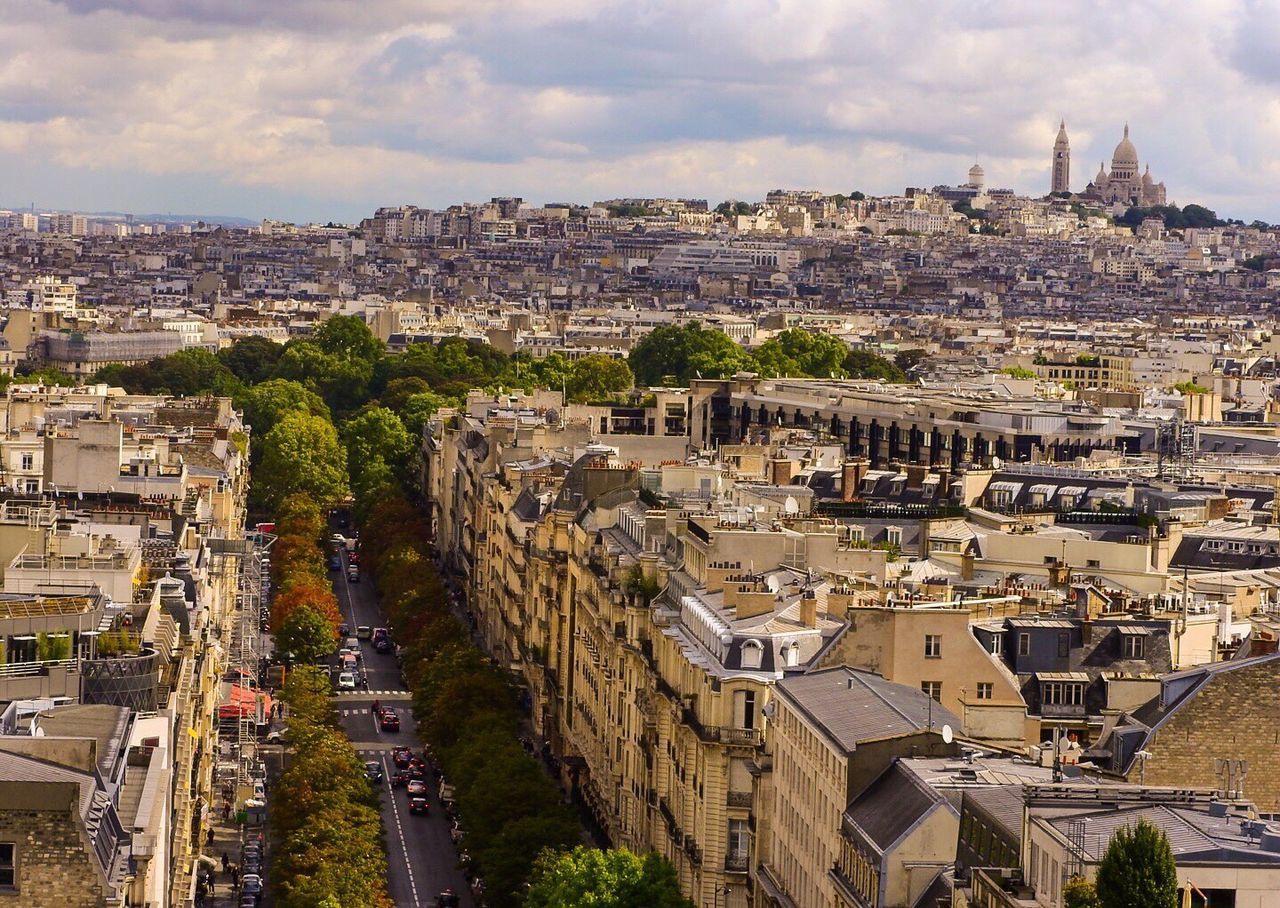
<box><xmin>334</xmin><ymin>689</ymin><xmax>412</xmax><ymax>699</ymax></box>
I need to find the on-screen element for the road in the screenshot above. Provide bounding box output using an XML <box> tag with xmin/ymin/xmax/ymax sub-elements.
<box><xmin>329</xmin><ymin>543</ymin><xmax>474</xmax><ymax>908</ymax></box>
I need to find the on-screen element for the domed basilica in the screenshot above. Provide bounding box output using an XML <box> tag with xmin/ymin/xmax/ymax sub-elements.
<box><xmin>1052</xmin><ymin>122</ymin><xmax>1167</xmax><ymax>207</ymax></box>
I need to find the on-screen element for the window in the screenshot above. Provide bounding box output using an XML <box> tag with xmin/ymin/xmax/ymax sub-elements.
<box><xmin>741</xmin><ymin>639</ymin><xmax>763</xmax><ymax>670</ymax></box>
<box><xmin>24</xmin><ymin>480</ymin><xmax>37</xmax><ymax>494</ymax></box>
<box><xmin>989</xmin><ymin>635</ymin><xmax>1002</xmax><ymax>655</ymax></box>
<box><xmin>1041</xmin><ymin>681</ymin><xmax>1083</xmax><ymax>705</ymax></box>
<box><xmin>976</xmin><ymin>682</ymin><xmax>993</xmax><ymax>700</ymax></box>
<box><xmin>1086</xmin><ymin>559</ymin><xmax>1100</xmax><ymax>569</ymax></box>
<box><xmin>886</xmin><ymin>526</ymin><xmax>902</xmax><ymax>547</ymax></box>
<box><xmin>1123</xmin><ymin>634</ymin><xmax>1145</xmax><ymax>659</ymax></box>
<box><xmin>924</xmin><ymin>634</ymin><xmax>942</xmax><ymax>658</ymax></box>
<box><xmin>921</xmin><ymin>681</ymin><xmax>942</xmax><ymax>701</ymax></box>
<box><xmin>784</xmin><ymin>642</ymin><xmax>800</xmax><ymax>668</ymax></box>
<box><xmin>1018</xmin><ymin>633</ymin><xmax>1031</xmax><ymax>657</ymax></box>
<box><xmin>1057</xmin><ymin>632</ymin><xmax>1070</xmax><ymax>658</ymax></box>
<box><xmin>19</xmin><ymin>454</ymin><xmax>31</xmax><ymax>471</ymax></box>
<box><xmin>728</xmin><ymin>819</ymin><xmax>750</xmax><ymax>858</ymax></box>
<box><xmin>734</xmin><ymin>690</ymin><xmax>757</xmax><ymax>730</ymax></box>
<box><xmin>0</xmin><ymin>843</ymin><xmax>13</xmax><ymax>888</ymax></box>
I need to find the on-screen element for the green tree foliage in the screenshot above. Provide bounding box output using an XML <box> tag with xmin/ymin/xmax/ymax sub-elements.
<box><xmin>714</xmin><ymin>200</ymin><xmax>754</xmax><ymax>216</ymax></box>
<box><xmin>1063</xmin><ymin>877</ymin><xmax>1101</xmax><ymax>908</ymax></box>
<box><xmin>379</xmin><ymin>337</ymin><xmax>509</xmax><ymax>400</ymax></box>
<box><xmin>341</xmin><ymin>406</ymin><xmax>413</xmax><ymax>488</ymax></box>
<box><xmin>14</xmin><ymin>364</ymin><xmax>78</xmax><ymax>386</ymax></box>
<box><xmin>1242</xmin><ymin>254</ymin><xmax>1269</xmax><ymax>272</ymax></box>
<box><xmin>526</xmin><ymin>847</ymin><xmax>694</xmax><ymax>908</ymax></box>
<box><xmin>894</xmin><ymin>348</ymin><xmax>930</xmax><ymax>373</ymax></box>
<box><xmin>273</xmin><ymin>341</ymin><xmax>373</xmax><ymax>416</ymax></box>
<box><xmin>256</xmin><ymin>412</ymin><xmax>349</xmax><ymax>511</ymax></box>
<box><xmin>311</xmin><ymin>314</ymin><xmax>385</xmax><ymax>363</ymax></box>
<box><xmin>240</xmin><ymin>378</ymin><xmax>331</xmax><ymax>440</ymax></box>
<box><xmin>275</xmin><ymin>605</ymin><xmax>338</xmax><ymax>665</ymax></box>
<box><xmin>274</xmin><ymin>492</ymin><xmax>326</xmax><ymax>542</ymax></box>
<box><xmin>843</xmin><ymin>349</ymin><xmax>908</xmax><ymax>383</ymax></box>
<box><xmin>565</xmin><ymin>354</ymin><xmax>635</xmax><ymax>402</ymax></box>
<box><xmin>399</xmin><ymin>391</ymin><xmax>452</xmax><ymax>437</ymax></box>
<box><xmin>94</xmin><ymin>349</ymin><xmax>240</xmax><ymax>397</ymax></box>
<box><xmin>1094</xmin><ymin>819</ymin><xmax>1178</xmax><ymax>908</ymax></box>
<box><xmin>999</xmin><ymin>366</ymin><xmax>1037</xmax><ymax>380</ymax></box>
<box><xmin>378</xmin><ymin>376</ymin><xmax>432</xmax><ymax>412</ymax></box>
<box><xmin>628</xmin><ymin>322</ymin><xmax>751</xmax><ymax>386</ymax></box>
<box><xmin>1118</xmin><ymin>203</ymin><xmax>1223</xmax><ymax>230</ymax></box>
<box><xmin>218</xmin><ymin>335</ymin><xmax>284</xmax><ymax>384</ymax></box>
<box><xmin>749</xmin><ymin>329</ymin><xmax>849</xmax><ymax>379</ymax></box>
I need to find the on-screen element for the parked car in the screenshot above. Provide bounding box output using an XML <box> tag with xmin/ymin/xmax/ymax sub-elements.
<box><xmin>356</xmin><ymin>625</ymin><xmax>372</xmax><ymax>640</ymax></box>
<box><xmin>241</xmin><ymin>874</ymin><xmax>263</xmax><ymax>895</ymax></box>
<box><xmin>379</xmin><ymin>710</ymin><xmax>400</xmax><ymax>732</ymax></box>
<box><xmin>365</xmin><ymin>761</ymin><xmax>384</xmax><ymax>784</ymax></box>
<box><xmin>409</xmin><ymin>796</ymin><xmax>429</xmax><ymax>815</ymax></box>
<box><xmin>336</xmin><ymin>672</ymin><xmax>356</xmax><ymax>691</ymax></box>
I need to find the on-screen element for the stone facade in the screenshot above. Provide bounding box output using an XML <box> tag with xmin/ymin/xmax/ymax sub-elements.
<box><xmin>1125</xmin><ymin>657</ymin><xmax>1280</xmax><ymax>814</ymax></box>
<box><xmin>0</xmin><ymin>781</ymin><xmax>108</xmax><ymax>908</ymax></box>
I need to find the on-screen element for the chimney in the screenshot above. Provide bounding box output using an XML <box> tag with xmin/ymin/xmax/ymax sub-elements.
<box><xmin>906</xmin><ymin>464</ymin><xmax>928</xmax><ymax>488</ymax></box>
<box><xmin>960</xmin><ymin>550</ymin><xmax>975</xmax><ymax>581</ymax></box>
<box><xmin>799</xmin><ymin>591</ymin><xmax>818</xmax><ymax>628</ymax></box>
<box><xmin>842</xmin><ymin>458</ymin><xmax>868</xmax><ymax>502</ymax></box>
<box><xmin>772</xmin><ymin>457</ymin><xmax>797</xmax><ymax>486</ymax></box>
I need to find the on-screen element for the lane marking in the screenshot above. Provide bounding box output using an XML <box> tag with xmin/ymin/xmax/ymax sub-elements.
<box><xmin>382</xmin><ymin>753</ymin><xmax>420</xmax><ymax>907</ymax></box>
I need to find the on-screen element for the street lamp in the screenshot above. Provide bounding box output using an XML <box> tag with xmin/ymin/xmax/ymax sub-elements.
<box><xmin>713</xmin><ymin>883</ymin><xmax>732</xmax><ymax>908</ymax></box>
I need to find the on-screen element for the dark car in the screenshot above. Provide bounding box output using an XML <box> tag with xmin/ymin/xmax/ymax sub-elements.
<box><xmin>379</xmin><ymin>710</ymin><xmax>400</xmax><ymax>732</ymax></box>
<box><xmin>409</xmin><ymin>796</ymin><xmax>429</xmax><ymax>815</ymax></box>
<box><xmin>374</xmin><ymin>638</ymin><xmax>393</xmax><ymax>654</ymax></box>
<box><xmin>365</xmin><ymin>761</ymin><xmax>384</xmax><ymax>784</ymax></box>
<box><xmin>437</xmin><ymin>890</ymin><xmax>460</xmax><ymax>908</ymax></box>
<box><xmin>391</xmin><ymin>770</ymin><xmax>410</xmax><ymax>788</ymax></box>
<box><xmin>338</xmin><ymin>623</ymin><xmax>350</xmax><ymax>637</ymax></box>
<box><xmin>392</xmin><ymin>746</ymin><xmax>413</xmax><ymax>769</ymax></box>
<box><xmin>328</xmin><ymin>554</ymin><xmax>342</xmax><ymax>571</ymax></box>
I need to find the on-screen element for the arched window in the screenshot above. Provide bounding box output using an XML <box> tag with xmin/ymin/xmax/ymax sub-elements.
<box><xmin>785</xmin><ymin>642</ymin><xmax>801</xmax><ymax>668</ymax></box>
<box><xmin>741</xmin><ymin>639</ymin><xmax>763</xmax><ymax>670</ymax></box>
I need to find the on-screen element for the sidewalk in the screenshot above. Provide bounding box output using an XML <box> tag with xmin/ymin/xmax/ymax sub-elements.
<box><xmin>198</xmin><ymin>802</ymin><xmax>267</xmax><ymax>907</ymax></box>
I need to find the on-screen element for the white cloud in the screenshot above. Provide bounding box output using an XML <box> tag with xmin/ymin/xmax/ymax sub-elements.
<box><xmin>0</xmin><ymin>0</ymin><xmax>1276</xmax><ymax>221</ymax></box>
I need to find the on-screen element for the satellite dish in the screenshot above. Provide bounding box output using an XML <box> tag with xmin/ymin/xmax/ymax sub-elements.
<box><xmin>941</xmin><ymin>724</ymin><xmax>954</xmax><ymax>745</ymax></box>
<box><xmin>766</xmin><ymin>575</ymin><xmax>781</xmax><ymax>595</ymax></box>
<box><xmin>992</xmin><ymin>456</ymin><xmax>1003</xmax><ymax>469</ymax></box>
<box><xmin>783</xmin><ymin>495</ymin><xmax>799</xmax><ymax>514</ymax></box>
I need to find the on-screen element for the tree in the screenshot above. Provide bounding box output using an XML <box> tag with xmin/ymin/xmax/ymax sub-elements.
<box><xmin>379</xmin><ymin>376</ymin><xmax>432</xmax><ymax>412</ymax></box>
<box><xmin>526</xmin><ymin>847</ymin><xmax>693</xmax><ymax>908</ymax></box>
<box><xmin>270</xmin><ymin>575</ymin><xmax>343</xmax><ymax>635</ymax></box>
<box><xmin>565</xmin><ymin>355</ymin><xmax>635</xmax><ymax>402</ymax></box>
<box><xmin>276</xmin><ymin>605</ymin><xmax>338</xmax><ymax>665</ymax></box>
<box><xmin>341</xmin><ymin>407</ymin><xmax>413</xmax><ymax>487</ymax></box>
<box><xmin>240</xmin><ymin>378</ymin><xmax>331</xmax><ymax>440</ymax></box>
<box><xmin>999</xmin><ymin>366</ymin><xmax>1037</xmax><ymax>380</ymax></box>
<box><xmin>894</xmin><ymin>348</ymin><xmax>930</xmax><ymax>373</ymax></box>
<box><xmin>273</xmin><ymin>341</ymin><xmax>373</xmax><ymax>416</ymax></box>
<box><xmin>628</xmin><ymin>322</ymin><xmax>751</xmax><ymax>386</ymax></box>
<box><xmin>312</xmin><ymin>314</ymin><xmax>385</xmax><ymax>363</ymax></box>
<box><xmin>1094</xmin><ymin>819</ymin><xmax>1178</xmax><ymax>908</ymax></box>
<box><xmin>274</xmin><ymin>493</ymin><xmax>326</xmax><ymax>542</ymax></box>
<box><xmin>749</xmin><ymin>329</ymin><xmax>848</xmax><ymax>379</ymax></box>
<box><xmin>1064</xmin><ymin>877</ymin><xmax>1101</xmax><ymax>908</ymax></box>
<box><xmin>219</xmin><ymin>335</ymin><xmax>284</xmax><ymax>384</ymax></box>
<box><xmin>256</xmin><ymin>412</ymin><xmax>350</xmax><ymax>511</ymax></box>
<box><xmin>843</xmin><ymin>349</ymin><xmax>908</xmax><ymax>383</ymax></box>
<box><xmin>399</xmin><ymin>391</ymin><xmax>451</xmax><ymax>437</ymax></box>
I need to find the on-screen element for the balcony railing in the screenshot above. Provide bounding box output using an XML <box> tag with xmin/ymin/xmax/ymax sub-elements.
<box><xmin>726</xmin><ymin>790</ymin><xmax>753</xmax><ymax>808</ymax></box>
<box><xmin>725</xmin><ymin>852</ymin><xmax>749</xmax><ymax>873</ymax></box>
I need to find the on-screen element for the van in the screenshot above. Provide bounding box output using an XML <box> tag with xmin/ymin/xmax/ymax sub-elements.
<box><xmin>342</xmin><ymin>655</ymin><xmax>358</xmax><ymax>675</ymax></box>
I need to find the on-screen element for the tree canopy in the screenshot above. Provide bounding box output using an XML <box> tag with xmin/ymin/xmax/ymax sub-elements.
<box><xmin>218</xmin><ymin>335</ymin><xmax>284</xmax><ymax>384</ymax></box>
<box><xmin>628</xmin><ymin>322</ymin><xmax>752</xmax><ymax>385</ymax></box>
<box><xmin>240</xmin><ymin>378</ymin><xmax>331</xmax><ymax>442</ymax></box>
<box><xmin>1094</xmin><ymin>819</ymin><xmax>1178</xmax><ymax>908</ymax></box>
<box><xmin>256</xmin><ymin>411</ymin><xmax>350</xmax><ymax>511</ymax></box>
<box><xmin>843</xmin><ymin>349</ymin><xmax>908</xmax><ymax>383</ymax></box>
<box><xmin>750</xmin><ymin>329</ymin><xmax>849</xmax><ymax>379</ymax></box>
<box><xmin>526</xmin><ymin>847</ymin><xmax>693</xmax><ymax>908</ymax></box>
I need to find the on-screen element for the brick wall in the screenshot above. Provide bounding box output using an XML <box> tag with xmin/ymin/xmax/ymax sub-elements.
<box><xmin>0</xmin><ymin>800</ymin><xmax>107</xmax><ymax>908</ymax></box>
<box><xmin>1133</xmin><ymin>660</ymin><xmax>1280</xmax><ymax>813</ymax></box>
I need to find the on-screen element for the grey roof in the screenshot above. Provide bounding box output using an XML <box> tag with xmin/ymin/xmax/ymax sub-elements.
<box><xmin>0</xmin><ymin>749</ymin><xmax>96</xmax><ymax>816</ymax></box>
<box><xmin>35</xmin><ymin>704</ymin><xmax>131</xmax><ymax>779</ymax></box>
<box><xmin>1045</xmin><ymin>802</ymin><xmax>1280</xmax><ymax>865</ymax></box>
<box><xmin>776</xmin><ymin>667</ymin><xmax>961</xmax><ymax>754</ymax></box>
<box><xmin>845</xmin><ymin>761</ymin><xmax>943</xmax><ymax>852</ymax></box>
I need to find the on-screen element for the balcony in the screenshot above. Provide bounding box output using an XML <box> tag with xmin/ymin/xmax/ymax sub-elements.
<box><xmin>1039</xmin><ymin>702</ymin><xmax>1087</xmax><ymax>719</ymax></box>
<box><xmin>722</xmin><ymin>727</ymin><xmax>763</xmax><ymax>747</ymax></box>
<box><xmin>726</xmin><ymin>790</ymin><xmax>753</xmax><ymax>809</ymax></box>
<box><xmin>725</xmin><ymin>852</ymin><xmax>749</xmax><ymax>873</ymax></box>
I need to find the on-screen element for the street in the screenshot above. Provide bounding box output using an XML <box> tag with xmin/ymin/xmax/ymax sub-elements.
<box><xmin>330</xmin><ymin>549</ymin><xmax>474</xmax><ymax>908</ymax></box>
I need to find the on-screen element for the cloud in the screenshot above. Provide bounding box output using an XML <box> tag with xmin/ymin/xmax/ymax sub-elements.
<box><xmin>0</xmin><ymin>0</ymin><xmax>1276</xmax><ymax>221</ymax></box>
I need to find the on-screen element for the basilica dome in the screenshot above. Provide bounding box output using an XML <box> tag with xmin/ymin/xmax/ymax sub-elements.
<box><xmin>1111</xmin><ymin>124</ymin><xmax>1138</xmax><ymax>173</ymax></box>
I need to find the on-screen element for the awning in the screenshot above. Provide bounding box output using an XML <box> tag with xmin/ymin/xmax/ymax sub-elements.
<box><xmin>1028</xmin><ymin>484</ymin><xmax>1057</xmax><ymax>497</ymax></box>
<box><xmin>1117</xmin><ymin>625</ymin><xmax>1152</xmax><ymax>635</ymax></box>
<box><xmin>1036</xmin><ymin>671</ymin><xmax>1089</xmax><ymax>682</ymax></box>
<box><xmin>1058</xmin><ymin>486</ymin><xmax>1087</xmax><ymax>499</ymax></box>
<box><xmin>989</xmin><ymin>481</ymin><xmax>1023</xmax><ymax>494</ymax></box>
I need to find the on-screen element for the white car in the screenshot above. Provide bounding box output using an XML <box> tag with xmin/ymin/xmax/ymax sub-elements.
<box><xmin>336</xmin><ymin>672</ymin><xmax>357</xmax><ymax>691</ymax></box>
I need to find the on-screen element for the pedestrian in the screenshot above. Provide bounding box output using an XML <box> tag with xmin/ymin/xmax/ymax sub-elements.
<box><xmin>222</xmin><ymin>801</ymin><xmax>231</xmax><ymax>821</ymax></box>
<box><xmin>221</xmin><ymin>852</ymin><xmax>230</xmax><ymax>873</ymax></box>
<box><xmin>206</xmin><ymin>826</ymin><xmax>214</xmax><ymax>846</ymax></box>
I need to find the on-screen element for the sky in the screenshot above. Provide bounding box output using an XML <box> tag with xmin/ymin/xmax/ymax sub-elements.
<box><xmin>2</xmin><ymin>0</ymin><xmax>1280</xmax><ymax>224</ymax></box>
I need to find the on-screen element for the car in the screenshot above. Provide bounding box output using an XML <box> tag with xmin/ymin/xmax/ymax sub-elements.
<box><xmin>365</xmin><ymin>761</ymin><xmax>384</xmax><ymax>784</ymax></box>
<box><xmin>347</xmin><ymin>568</ymin><xmax>360</xmax><ymax>583</ymax></box>
<box><xmin>338</xmin><ymin>623</ymin><xmax>350</xmax><ymax>637</ymax></box>
<box><xmin>265</xmin><ymin>727</ymin><xmax>287</xmax><ymax>744</ymax></box>
<box><xmin>379</xmin><ymin>710</ymin><xmax>400</xmax><ymax>732</ymax></box>
<box><xmin>330</xmin><ymin>533</ymin><xmax>346</xmax><ymax>546</ymax></box>
<box><xmin>406</xmin><ymin>779</ymin><xmax>428</xmax><ymax>797</ymax></box>
<box><xmin>437</xmin><ymin>890</ymin><xmax>460</xmax><ymax>908</ymax></box>
<box><xmin>391</xmin><ymin>770</ymin><xmax>410</xmax><ymax>788</ymax></box>
<box><xmin>336</xmin><ymin>672</ymin><xmax>356</xmax><ymax>691</ymax></box>
<box><xmin>241</xmin><ymin>874</ymin><xmax>263</xmax><ymax>895</ymax></box>
<box><xmin>409</xmin><ymin>796</ymin><xmax>429</xmax><ymax>815</ymax></box>
<box><xmin>344</xmin><ymin>637</ymin><xmax>361</xmax><ymax>656</ymax></box>
<box><xmin>372</xmin><ymin>626</ymin><xmax>388</xmax><ymax>642</ymax></box>
<box><xmin>392</xmin><ymin>746</ymin><xmax>413</xmax><ymax>768</ymax></box>
<box><xmin>374</xmin><ymin>637</ymin><xmax>393</xmax><ymax>654</ymax></box>
<box><xmin>348</xmin><ymin>551</ymin><xmax>360</xmax><ymax>566</ymax></box>
<box><xmin>356</xmin><ymin>625</ymin><xmax>372</xmax><ymax>640</ymax></box>
<box><xmin>327</xmin><ymin>554</ymin><xmax>341</xmax><ymax>571</ymax></box>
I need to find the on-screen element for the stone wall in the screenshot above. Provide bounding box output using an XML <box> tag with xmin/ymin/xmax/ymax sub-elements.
<box><xmin>0</xmin><ymin>781</ymin><xmax>107</xmax><ymax>908</ymax></box>
<box><xmin>1133</xmin><ymin>659</ymin><xmax>1280</xmax><ymax>814</ymax></box>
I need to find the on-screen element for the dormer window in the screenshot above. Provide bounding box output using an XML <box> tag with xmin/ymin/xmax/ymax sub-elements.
<box><xmin>784</xmin><ymin>642</ymin><xmax>800</xmax><ymax>668</ymax></box>
<box><xmin>741</xmin><ymin>639</ymin><xmax>763</xmax><ymax>670</ymax></box>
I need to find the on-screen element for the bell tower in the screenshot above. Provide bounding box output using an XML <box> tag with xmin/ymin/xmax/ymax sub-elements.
<box><xmin>1052</xmin><ymin>120</ymin><xmax>1071</xmax><ymax>194</ymax></box>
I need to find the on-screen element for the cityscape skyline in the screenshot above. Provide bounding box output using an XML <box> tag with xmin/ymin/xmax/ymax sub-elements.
<box><xmin>2</xmin><ymin>1</ymin><xmax>1280</xmax><ymax>223</ymax></box>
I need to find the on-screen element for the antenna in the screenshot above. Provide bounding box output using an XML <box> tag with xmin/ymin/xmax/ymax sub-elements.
<box><xmin>941</xmin><ymin>724</ymin><xmax>954</xmax><ymax>745</ymax></box>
